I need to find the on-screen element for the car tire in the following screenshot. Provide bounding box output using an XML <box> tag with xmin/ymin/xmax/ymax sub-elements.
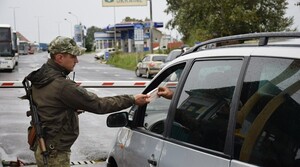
<box><xmin>135</xmin><ymin>68</ymin><xmax>142</xmax><ymax>77</ymax></box>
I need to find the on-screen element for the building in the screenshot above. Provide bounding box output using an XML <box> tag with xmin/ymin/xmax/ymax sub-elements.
<box><xmin>94</xmin><ymin>21</ymin><xmax>164</xmax><ymax>53</ymax></box>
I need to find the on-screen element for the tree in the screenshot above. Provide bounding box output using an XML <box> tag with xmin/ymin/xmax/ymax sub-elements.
<box><xmin>122</xmin><ymin>17</ymin><xmax>143</xmax><ymax>22</ymax></box>
<box><xmin>85</xmin><ymin>26</ymin><xmax>103</xmax><ymax>52</ymax></box>
<box><xmin>122</xmin><ymin>17</ymin><xmax>151</xmax><ymax>22</ymax></box>
<box><xmin>165</xmin><ymin>0</ymin><xmax>294</xmax><ymax>45</ymax></box>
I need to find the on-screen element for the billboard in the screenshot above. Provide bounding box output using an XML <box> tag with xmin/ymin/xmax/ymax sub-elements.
<box><xmin>102</xmin><ymin>0</ymin><xmax>147</xmax><ymax>7</ymax></box>
<box><xmin>134</xmin><ymin>24</ymin><xmax>144</xmax><ymax>45</ymax></box>
<box><xmin>74</xmin><ymin>24</ymin><xmax>83</xmax><ymax>46</ymax></box>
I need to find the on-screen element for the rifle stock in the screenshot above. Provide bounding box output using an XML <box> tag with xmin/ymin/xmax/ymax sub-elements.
<box><xmin>22</xmin><ymin>78</ymin><xmax>48</xmax><ymax>166</ymax></box>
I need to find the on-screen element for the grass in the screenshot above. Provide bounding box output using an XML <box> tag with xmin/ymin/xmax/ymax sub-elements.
<box><xmin>106</xmin><ymin>52</ymin><xmax>145</xmax><ymax>71</ymax></box>
<box><xmin>105</xmin><ymin>49</ymin><xmax>170</xmax><ymax>71</ymax></box>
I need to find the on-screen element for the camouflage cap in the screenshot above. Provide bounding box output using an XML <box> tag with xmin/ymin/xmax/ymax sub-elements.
<box><xmin>48</xmin><ymin>36</ymin><xmax>86</xmax><ymax>56</ymax></box>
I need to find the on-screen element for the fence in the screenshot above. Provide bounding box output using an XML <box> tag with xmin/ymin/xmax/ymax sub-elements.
<box><xmin>0</xmin><ymin>81</ymin><xmax>151</xmax><ymax>88</ymax></box>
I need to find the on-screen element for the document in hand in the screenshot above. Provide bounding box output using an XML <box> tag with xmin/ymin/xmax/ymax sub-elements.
<box><xmin>147</xmin><ymin>87</ymin><xmax>159</xmax><ymax>102</ymax></box>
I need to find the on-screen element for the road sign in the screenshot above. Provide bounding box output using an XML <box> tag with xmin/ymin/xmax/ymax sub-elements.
<box><xmin>102</xmin><ymin>0</ymin><xmax>147</xmax><ymax>7</ymax></box>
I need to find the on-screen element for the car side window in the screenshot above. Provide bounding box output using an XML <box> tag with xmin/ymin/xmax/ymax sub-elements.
<box><xmin>143</xmin><ymin>64</ymin><xmax>185</xmax><ymax>135</ymax></box>
<box><xmin>235</xmin><ymin>57</ymin><xmax>300</xmax><ymax>167</ymax></box>
<box><xmin>143</xmin><ymin>56</ymin><xmax>150</xmax><ymax>62</ymax></box>
<box><xmin>171</xmin><ymin>59</ymin><xmax>243</xmax><ymax>153</ymax></box>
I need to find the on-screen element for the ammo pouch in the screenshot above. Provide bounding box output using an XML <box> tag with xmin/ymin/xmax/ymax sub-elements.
<box><xmin>27</xmin><ymin>125</ymin><xmax>37</xmax><ymax>151</ymax></box>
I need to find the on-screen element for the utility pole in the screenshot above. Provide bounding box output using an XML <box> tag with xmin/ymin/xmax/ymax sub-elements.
<box><xmin>149</xmin><ymin>0</ymin><xmax>153</xmax><ymax>53</ymax></box>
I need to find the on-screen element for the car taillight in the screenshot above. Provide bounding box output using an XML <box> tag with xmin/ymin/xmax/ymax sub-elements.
<box><xmin>148</xmin><ymin>63</ymin><xmax>155</xmax><ymax>67</ymax></box>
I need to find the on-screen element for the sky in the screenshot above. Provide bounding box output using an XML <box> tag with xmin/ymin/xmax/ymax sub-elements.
<box><xmin>0</xmin><ymin>0</ymin><xmax>299</xmax><ymax>44</ymax></box>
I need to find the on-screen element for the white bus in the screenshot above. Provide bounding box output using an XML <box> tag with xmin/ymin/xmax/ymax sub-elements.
<box><xmin>19</xmin><ymin>41</ymin><xmax>29</xmax><ymax>55</ymax></box>
<box><xmin>0</xmin><ymin>24</ymin><xmax>19</xmax><ymax>71</ymax></box>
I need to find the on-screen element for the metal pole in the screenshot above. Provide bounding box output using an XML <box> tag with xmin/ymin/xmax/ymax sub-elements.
<box><xmin>56</xmin><ymin>22</ymin><xmax>61</xmax><ymax>36</ymax></box>
<box><xmin>64</xmin><ymin>18</ymin><xmax>73</xmax><ymax>38</ymax></box>
<box><xmin>13</xmin><ymin>8</ymin><xmax>16</xmax><ymax>30</ymax></box>
<box><xmin>36</xmin><ymin>16</ymin><xmax>41</xmax><ymax>44</ymax></box>
<box><xmin>68</xmin><ymin>12</ymin><xmax>83</xmax><ymax>46</ymax></box>
<box><xmin>80</xmin><ymin>23</ymin><xmax>84</xmax><ymax>47</ymax></box>
<box><xmin>9</xmin><ymin>7</ymin><xmax>19</xmax><ymax>30</ymax></box>
<box><xmin>149</xmin><ymin>0</ymin><xmax>153</xmax><ymax>53</ymax></box>
<box><xmin>114</xmin><ymin>6</ymin><xmax>117</xmax><ymax>49</ymax></box>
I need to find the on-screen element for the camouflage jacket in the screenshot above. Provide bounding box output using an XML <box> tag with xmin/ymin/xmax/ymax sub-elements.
<box><xmin>26</xmin><ymin>59</ymin><xmax>135</xmax><ymax>151</ymax></box>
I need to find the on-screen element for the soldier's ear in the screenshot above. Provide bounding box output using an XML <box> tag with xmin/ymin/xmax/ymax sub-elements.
<box><xmin>54</xmin><ymin>53</ymin><xmax>64</xmax><ymax>63</ymax></box>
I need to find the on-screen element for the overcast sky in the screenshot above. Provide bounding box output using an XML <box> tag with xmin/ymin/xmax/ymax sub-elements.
<box><xmin>0</xmin><ymin>0</ymin><xmax>299</xmax><ymax>43</ymax></box>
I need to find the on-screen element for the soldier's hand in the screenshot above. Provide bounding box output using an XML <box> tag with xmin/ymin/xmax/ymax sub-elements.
<box><xmin>134</xmin><ymin>94</ymin><xmax>150</xmax><ymax>106</ymax></box>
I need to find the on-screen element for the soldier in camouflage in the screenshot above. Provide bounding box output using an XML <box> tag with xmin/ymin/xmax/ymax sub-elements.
<box><xmin>25</xmin><ymin>36</ymin><xmax>150</xmax><ymax>167</ymax></box>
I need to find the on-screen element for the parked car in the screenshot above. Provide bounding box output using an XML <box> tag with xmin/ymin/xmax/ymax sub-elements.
<box><xmin>94</xmin><ymin>48</ymin><xmax>116</xmax><ymax>60</ymax></box>
<box><xmin>105</xmin><ymin>32</ymin><xmax>300</xmax><ymax>167</ymax></box>
<box><xmin>159</xmin><ymin>49</ymin><xmax>182</xmax><ymax>70</ymax></box>
<box><xmin>160</xmin><ymin>46</ymin><xmax>190</xmax><ymax>70</ymax></box>
<box><xmin>135</xmin><ymin>54</ymin><xmax>167</xmax><ymax>78</ymax></box>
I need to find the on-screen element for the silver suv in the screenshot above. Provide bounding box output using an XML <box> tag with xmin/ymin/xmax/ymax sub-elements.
<box><xmin>106</xmin><ymin>32</ymin><xmax>300</xmax><ymax>167</ymax></box>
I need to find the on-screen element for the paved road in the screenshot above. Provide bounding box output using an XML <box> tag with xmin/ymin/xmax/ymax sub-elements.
<box><xmin>0</xmin><ymin>52</ymin><xmax>147</xmax><ymax>166</ymax></box>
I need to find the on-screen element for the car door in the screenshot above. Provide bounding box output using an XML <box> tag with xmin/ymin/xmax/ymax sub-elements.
<box><xmin>159</xmin><ymin>58</ymin><xmax>244</xmax><ymax>167</ymax></box>
<box><xmin>231</xmin><ymin>57</ymin><xmax>300</xmax><ymax>167</ymax></box>
<box><xmin>120</xmin><ymin>63</ymin><xmax>186</xmax><ymax>167</ymax></box>
<box><xmin>140</xmin><ymin>55</ymin><xmax>150</xmax><ymax>74</ymax></box>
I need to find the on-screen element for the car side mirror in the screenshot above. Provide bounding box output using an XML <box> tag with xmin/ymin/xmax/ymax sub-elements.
<box><xmin>106</xmin><ymin>112</ymin><xmax>129</xmax><ymax>127</ymax></box>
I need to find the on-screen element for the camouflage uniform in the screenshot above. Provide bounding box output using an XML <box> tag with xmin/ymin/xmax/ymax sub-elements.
<box><xmin>35</xmin><ymin>144</ymin><xmax>70</xmax><ymax>167</ymax></box>
<box><xmin>26</xmin><ymin>36</ymin><xmax>135</xmax><ymax>167</ymax></box>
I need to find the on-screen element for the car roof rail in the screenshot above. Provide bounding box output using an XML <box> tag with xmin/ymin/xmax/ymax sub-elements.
<box><xmin>183</xmin><ymin>32</ymin><xmax>300</xmax><ymax>55</ymax></box>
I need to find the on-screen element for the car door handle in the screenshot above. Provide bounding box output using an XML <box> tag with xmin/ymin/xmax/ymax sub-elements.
<box><xmin>148</xmin><ymin>154</ymin><xmax>158</xmax><ymax>166</ymax></box>
<box><xmin>147</xmin><ymin>159</ymin><xmax>157</xmax><ymax>166</ymax></box>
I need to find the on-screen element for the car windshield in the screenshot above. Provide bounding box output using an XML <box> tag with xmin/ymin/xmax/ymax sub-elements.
<box><xmin>153</xmin><ymin>56</ymin><xmax>167</xmax><ymax>62</ymax></box>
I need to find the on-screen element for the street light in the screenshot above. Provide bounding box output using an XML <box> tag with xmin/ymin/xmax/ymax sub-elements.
<box><xmin>64</xmin><ymin>18</ymin><xmax>73</xmax><ymax>38</ymax></box>
<box><xmin>68</xmin><ymin>11</ymin><xmax>84</xmax><ymax>47</ymax></box>
<box><xmin>56</xmin><ymin>21</ymin><xmax>61</xmax><ymax>36</ymax></box>
<box><xmin>9</xmin><ymin>7</ymin><xmax>19</xmax><ymax>30</ymax></box>
<box><xmin>68</xmin><ymin>12</ymin><xmax>79</xmax><ymax>24</ymax></box>
<box><xmin>35</xmin><ymin>16</ymin><xmax>42</xmax><ymax>44</ymax></box>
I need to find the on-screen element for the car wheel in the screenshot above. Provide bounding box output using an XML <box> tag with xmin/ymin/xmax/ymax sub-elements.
<box><xmin>146</xmin><ymin>70</ymin><xmax>152</xmax><ymax>79</ymax></box>
<box><xmin>135</xmin><ymin>68</ymin><xmax>142</xmax><ymax>77</ymax></box>
<box><xmin>107</xmin><ymin>157</ymin><xmax>118</xmax><ymax>167</ymax></box>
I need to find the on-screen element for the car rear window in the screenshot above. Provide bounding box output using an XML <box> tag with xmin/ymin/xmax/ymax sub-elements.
<box><xmin>153</xmin><ymin>56</ymin><xmax>167</xmax><ymax>62</ymax></box>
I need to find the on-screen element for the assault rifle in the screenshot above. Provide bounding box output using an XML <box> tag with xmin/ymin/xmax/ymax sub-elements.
<box><xmin>22</xmin><ymin>77</ymin><xmax>48</xmax><ymax>166</ymax></box>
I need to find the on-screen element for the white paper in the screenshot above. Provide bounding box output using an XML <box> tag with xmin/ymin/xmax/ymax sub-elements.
<box><xmin>147</xmin><ymin>87</ymin><xmax>159</xmax><ymax>102</ymax></box>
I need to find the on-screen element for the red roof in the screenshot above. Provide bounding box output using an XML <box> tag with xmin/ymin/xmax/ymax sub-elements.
<box><xmin>168</xmin><ymin>41</ymin><xmax>184</xmax><ymax>50</ymax></box>
<box><xmin>16</xmin><ymin>32</ymin><xmax>30</xmax><ymax>42</ymax></box>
